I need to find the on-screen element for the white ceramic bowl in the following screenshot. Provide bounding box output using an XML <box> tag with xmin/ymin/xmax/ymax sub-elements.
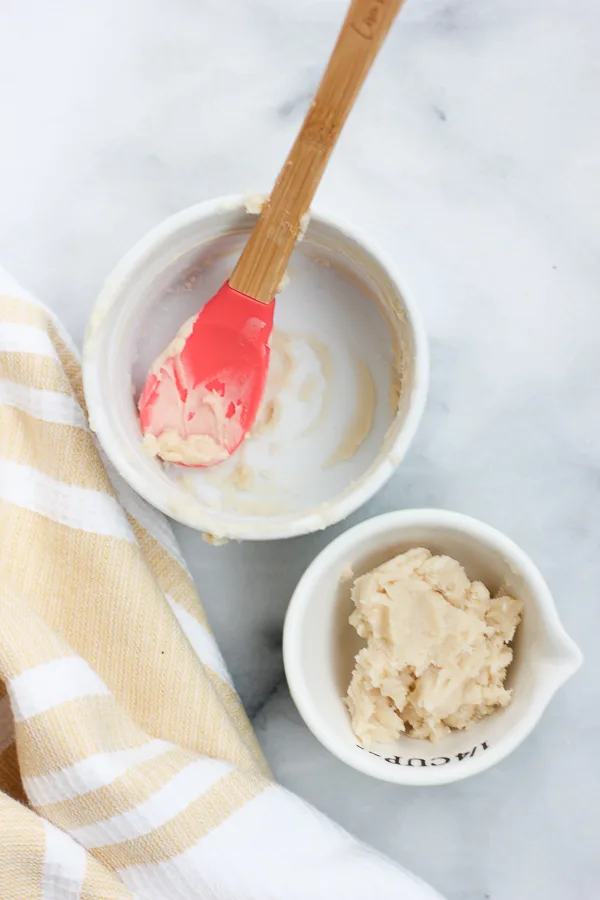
<box><xmin>284</xmin><ymin>509</ymin><xmax>583</xmax><ymax>785</ymax></box>
<box><xmin>83</xmin><ymin>196</ymin><xmax>428</xmax><ymax>541</ymax></box>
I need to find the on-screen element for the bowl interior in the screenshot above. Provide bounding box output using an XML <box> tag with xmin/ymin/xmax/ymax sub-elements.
<box><xmin>86</xmin><ymin>202</ymin><xmax>423</xmax><ymax>539</ymax></box>
<box><xmin>286</xmin><ymin>513</ymin><xmax>568</xmax><ymax>782</ymax></box>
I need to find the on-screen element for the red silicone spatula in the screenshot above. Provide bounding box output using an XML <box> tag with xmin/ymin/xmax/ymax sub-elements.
<box><xmin>139</xmin><ymin>0</ymin><xmax>406</xmax><ymax>466</ymax></box>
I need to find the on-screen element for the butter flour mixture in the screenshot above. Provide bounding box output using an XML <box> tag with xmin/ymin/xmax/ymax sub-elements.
<box><xmin>345</xmin><ymin>547</ymin><xmax>522</xmax><ymax>744</ymax></box>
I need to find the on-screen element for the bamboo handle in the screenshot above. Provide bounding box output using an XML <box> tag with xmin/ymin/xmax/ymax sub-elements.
<box><xmin>230</xmin><ymin>0</ymin><xmax>406</xmax><ymax>303</ymax></box>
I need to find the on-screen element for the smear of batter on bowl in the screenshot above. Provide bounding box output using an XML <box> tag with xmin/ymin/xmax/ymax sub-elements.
<box><xmin>142</xmin><ymin>430</ymin><xmax>229</xmax><ymax>466</ymax></box>
<box><xmin>339</xmin><ymin>564</ymin><xmax>355</xmax><ymax>582</ymax></box>
<box><xmin>182</xmin><ymin>260</ymin><xmax>213</xmax><ymax>292</ymax></box>
<box><xmin>251</xmin><ymin>330</ymin><xmax>296</xmax><ymax>438</ymax></box>
<box><xmin>254</xmin><ymin>399</ymin><xmax>281</xmax><ymax>436</ymax></box>
<box><xmin>150</xmin><ymin>316</ymin><xmax>196</xmax><ymax>373</ymax></box>
<box><xmin>277</xmin><ymin>270</ymin><xmax>290</xmax><ymax>293</ymax></box>
<box><xmin>389</xmin><ymin>366</ymin><xmax>402</xmax><ymax>415</ymax></box>
<box><xmin>247</xmin><ymin>328</ymin><xmax>329</xmax><ymax>444</ymax></box>
<box><xmin>310</xmin><ymin>248</ymin><xmax>407</xmax><ymax>428</ymax></box>
<box><xmin>299</xmin><ymin>334</ymin><xmax>333</xmax><ymax>436</ymax></box>
<box><xmin>202</xmin><ymin>532</ymin><xmax>229</xmax><ymax>547</ymax></box>
<box><xmin>215</xmin><ymin>451</ymin><xmax>256</xmax><ymax>493</ymax></box>
<box><xmin>299</xmin><ymin>373</ymin><xmax>320</xmax><ymax>403</ymax></box>
<box><xmin>146</xmin><ymin>314</ymin><xmax>385</xmax><ymax>518</ymax></box>
<box><xmin>196</xmin><ymin>427</ymin><xmax>293</xmax><ymax>513</ymax></box>
<box><xmin>165</xmin><ymin>327</ymin><xmax>330</xmax><ymax>515</ymax></box>
<box><xmin>244</xmin><ymin>193</ymin><xmax>266</xmax><ymax>215</ymax></box>
<box><xmin>297</xmin><ymin>211</ymin><xmax>311</xmax><ymax>241</ymax></box>
<box><xmin>324</xmin><ymin>359</ymin><xmax>376</xmax><ymax>468</ymax></box>
<box><xmin>230</xmin><ymin>461</ymin><xmax>255</xmax><ymax>492</ymax></box>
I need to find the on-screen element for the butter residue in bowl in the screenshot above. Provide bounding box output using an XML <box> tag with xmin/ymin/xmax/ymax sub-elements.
<box><xmin>156</xmin><ymin>325</ymin><xmax>381</xmax><ymax>518</ymax></box>
<box><xmin>142</xmin><ymin>430</ymin><xmax>228</xmax><ymax>466</ymax></box>
<box><xmin>325</xmin><ymin>359</ymin><xmax>376</xmax><ymax>468</ymax></box>
<box><xmin>252</xmin><ymin>330</ymin><xmax>298</xmax><ymax>437</ymax></box>
<box><xmin>298</xmin><ymin>334</ymin><xmax>332</xmax><ymax>437</ymax></box>
<box><xmin>345</xmin><ymin>548</ymin><xmax>523</xmax><ymax>745</ymax></box>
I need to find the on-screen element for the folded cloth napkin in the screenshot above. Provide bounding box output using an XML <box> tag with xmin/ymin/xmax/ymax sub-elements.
<box><xmin>0</xmin><ymin>266</ymin><xmax>443</xmax><ymax>900</ymax></box>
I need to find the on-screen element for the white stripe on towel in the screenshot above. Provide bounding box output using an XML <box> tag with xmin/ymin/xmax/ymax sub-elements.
<box><xmin>25</xmin><ymin>740</ymin><xmax>174</xmax><ymax>807</ymax></box>
<box><xmin>166</xmin><ymin>595</ymin><xmax>232</xmax><ymax>687</ymax></box>
<box><xmin>103</xmin><ymin>461</ymin><xmax>188</xmax><ymax>571</ymax></box>
<box><xmin>0</xmin><ymin>266</ymin><xmax>81</xmax><ymax>360</ymax></box>
<box><xmin>0</xmin><ymin>457</ymin><xmax>133</xmax><ymax>540</ymax></box>
<box><xmin>70</xmin><ymin>758</ymin><xmax>231</xmax><ymax>850</ymax></box>
<box><xmin>42</xmin><ymin>820</ymin><xmax>87</xmax><ymax>900</ymax></box>
<box><xmin>10</xmin><ymin>658</ymin><xmax>110</xmax><ymax>722</ymax></box>
<box><xmin>0</xmin><ymin>378</ymin><xmax>88</xmax><ymax>429</ymax></box>
<box><xmin>119</xmin><ymin>784</ymin><xmax>443</xmax><ymax>900</ymax></box>
<box><xmin>0</xmin><ymin>322</ymin><xmax>61</xmax><ymax>360</ymax></box>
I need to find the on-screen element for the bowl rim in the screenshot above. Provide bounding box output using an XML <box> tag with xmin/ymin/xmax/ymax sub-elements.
<box><xmin>82</xmin><ymin>195</ymin><xmax>430</xmax><ymax>541</ymax></box>
<box><xmin>283</xmin><ymin>508</ymin><xmax>583</xmax><ymax>785</ymax></box>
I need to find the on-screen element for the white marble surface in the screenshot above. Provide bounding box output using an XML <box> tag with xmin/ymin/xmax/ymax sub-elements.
<box><xmin>1</xmin><ymin>0</ymin><xmax>599</xmax><ymax>896</ymax></box>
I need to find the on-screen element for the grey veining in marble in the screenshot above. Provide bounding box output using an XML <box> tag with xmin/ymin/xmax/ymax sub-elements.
<box><xmin>1</xmin><ymin>1</ymin><xmax>599</xmax><ymax>897</ymax></box>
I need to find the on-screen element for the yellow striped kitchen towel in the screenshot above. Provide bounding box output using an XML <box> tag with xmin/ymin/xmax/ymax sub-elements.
<box><xmin>0</xmin><ymin>266</ymin><xmax>442</xmax><ymax>899</ymax></box>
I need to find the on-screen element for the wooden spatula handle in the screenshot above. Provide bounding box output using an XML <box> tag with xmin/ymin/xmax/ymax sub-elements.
<box><xmin>230</xmin><ymin>0</ymin><xmax>406</xmax><ymax>303</ymax></box>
